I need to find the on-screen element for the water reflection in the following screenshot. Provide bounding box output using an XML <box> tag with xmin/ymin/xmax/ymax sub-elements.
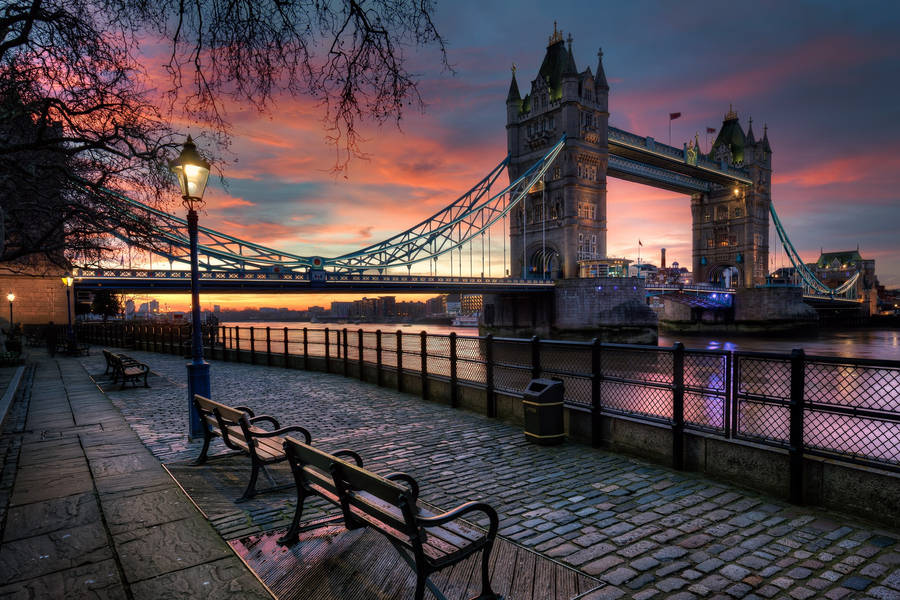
<box><xmin>660</xmin><ymin>329</ymin><xmax>900</xmax><ymax>360</ymax></box>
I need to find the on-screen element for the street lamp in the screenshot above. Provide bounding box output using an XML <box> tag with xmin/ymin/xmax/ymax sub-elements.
<box><xmin>170</xmin><ymin>135</ymin><xmax>211</xmax><ymax>439</ymax></box>
<box><xmin>61</xmin><ymin>276</ymin><xmax>74</xmax><ymax>341</ymax></box>
<box><xmin>6</xmin><ymin>293</ymin><xmax>13</xmax><ymax>328</ymax></box>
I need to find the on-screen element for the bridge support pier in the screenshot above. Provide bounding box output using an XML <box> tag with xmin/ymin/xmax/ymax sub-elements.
<box><xmin>482</xmin><ymin>277</ymin><xmax>658</xmax><ymax>344</ymax></box>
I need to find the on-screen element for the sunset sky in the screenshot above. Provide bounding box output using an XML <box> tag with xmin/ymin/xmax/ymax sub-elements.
<box><xmin>143</xmin><ymin>0</ymin><xmax>900</xmax><ymax>311</ymax></box>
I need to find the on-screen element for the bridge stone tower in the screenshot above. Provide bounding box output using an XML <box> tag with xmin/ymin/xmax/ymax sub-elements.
<box><xmin>692</xmin><ymin>108</ymin><xmax>772</xmax><ymax>287</ymax></box>
<box><xmin>506</xmin><ymin>25</ymin><xmax>608</xmax><ymax>279</ymax></box>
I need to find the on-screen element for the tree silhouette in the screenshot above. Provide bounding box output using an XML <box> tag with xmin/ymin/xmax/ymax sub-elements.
<box><xmin>90</xmin><ymin>290</ymin><xmax>122</xmax><ymax>322</ymax></box>
<box><xmin>1</xmin><ymin>0</ymin><xmax>447</xmax><ymax>269</ymax></box>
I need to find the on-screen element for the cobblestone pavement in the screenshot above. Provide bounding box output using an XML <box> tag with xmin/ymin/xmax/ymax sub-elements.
<box><xmin>87</xmin><ymin>350</ymin><xmax>900</xmax><ymax>600</ymax></box>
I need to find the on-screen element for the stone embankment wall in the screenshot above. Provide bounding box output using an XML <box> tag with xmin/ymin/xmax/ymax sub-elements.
<box><xmin>0</xmin><ymin>269</ymin><xmax>70</xmax><ymax>326</ymax></box>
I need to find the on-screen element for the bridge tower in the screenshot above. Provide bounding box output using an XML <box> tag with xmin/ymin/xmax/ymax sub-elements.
<box><xmin>506</xmin><ymin>25</ymin><xmax>608</xmax><ymax>279</ymax></box>
<box><xmin>692</xmin><ymin>109</ymin><xmax>772</xmax><ymax>287</ymax></box>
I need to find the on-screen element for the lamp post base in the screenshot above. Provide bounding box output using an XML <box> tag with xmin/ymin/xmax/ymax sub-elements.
<box><xmin>186</xmin><ymin>361</ymin><xmax>210</xmax><ymax>440</ymax></box>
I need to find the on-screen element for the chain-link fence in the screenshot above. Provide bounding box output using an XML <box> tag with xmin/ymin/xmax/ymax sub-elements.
<box><xmin>80</xmin><ymin>323</ymin><xmax>900</xmax><ymax>472</ymax></box>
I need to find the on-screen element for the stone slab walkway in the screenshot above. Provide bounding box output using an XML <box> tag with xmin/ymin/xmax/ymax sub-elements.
<box><xmin>88</xmin><ymin>349</ymin><xmax>900</xmax><ymax>600</ymax></box>
<box><xmin>0</xmin><ymin>351</ymin><xmax>270</xmax><ymax>599</ymax></box>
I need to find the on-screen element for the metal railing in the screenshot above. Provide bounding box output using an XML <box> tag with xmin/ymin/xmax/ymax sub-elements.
<box><xmin>77</xmin><ymin>323</ymin><xmax>900</xmax><ymax>495</ymax></box>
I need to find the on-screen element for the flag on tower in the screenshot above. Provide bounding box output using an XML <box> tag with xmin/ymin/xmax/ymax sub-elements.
<box><xmin>669</xmin><ymin>112</ymin><xmax>681</xmax><ymax>120</ymax></box>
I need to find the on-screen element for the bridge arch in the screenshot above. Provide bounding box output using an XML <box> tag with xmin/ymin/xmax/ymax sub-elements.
<box><xmin>707</xmin><ymin>263</ymin><xmax>742</xmax><ymax>288</ymax></box>
<box><xmin>528</xmin><ymin>245</ymin><xmax>561</xmax><ymax>279</ymax></box>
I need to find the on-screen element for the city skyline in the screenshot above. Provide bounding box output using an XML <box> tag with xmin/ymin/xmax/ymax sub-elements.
<box><xmin>140</xmin><ymin>1</ymin><xmax>899</xmax><ymax>310</ymax></box>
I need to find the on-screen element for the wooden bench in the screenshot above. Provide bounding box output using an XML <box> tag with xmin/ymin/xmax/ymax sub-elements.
<box><xmin>104</xmin><ymin>351</ymin><xmax>149</xmax><ymax>388</ymax></box>
<box><xmin>280</xmin><ymin>437</ymin><xmax>499</xmax><ymax>600</ymax></box>
<box><xmin>192</xmin><ymin>394</ymin><xmax>311</xmax><ymax>501</ymax></box>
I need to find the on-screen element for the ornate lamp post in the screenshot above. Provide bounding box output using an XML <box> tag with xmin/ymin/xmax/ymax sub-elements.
<box><xmin>61</xmin><ymin>276</ymin><xmax>74</xmax><ymax>340</ymax></box>
<box><xmin>170</xmin><ymin>136</ymin><xmax>211</xmax><ymax>439</ymax></box>
<box><xmin>6</xmin><ymin>293</ymin><xmax>13</xmax><ymax>327</ymax></box>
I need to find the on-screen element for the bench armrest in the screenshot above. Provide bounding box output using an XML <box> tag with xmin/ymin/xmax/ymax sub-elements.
<box><xmin>333</xmin><ymin>449</ymin><xmax>364</xmax><ymax>467</ymax></box>
<box><xmin>248</xmin><ymin>414</ymin><xmax>280</xmax><ymax>428</ymax></box>
<box><xmin>385</xmin><ymin>472</ymin><xmax>419</xmax><ymax>500</ymax></box>
<box><xmin>417</xmin><ymin>501</ymin><xmax>498</xmax><ymax>540</ymax></box>
<box><xmin>253</xmin><ymin>425</ymin><xmax>311</xmax><ymax>443</ymax></box>
<box><xmin>234</xmin><ymin>406</ymin><xmax>256</xmax><ymax>417</ymax></box>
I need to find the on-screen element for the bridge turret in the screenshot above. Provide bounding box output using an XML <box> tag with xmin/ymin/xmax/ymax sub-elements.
<box><xmin>506</xmin><ymin>24</ymin><xmax>608</xmax><ymax>279</ymax></box>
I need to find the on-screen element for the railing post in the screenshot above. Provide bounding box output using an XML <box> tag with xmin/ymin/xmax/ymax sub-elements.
<box><xmin>790</xmin><ymin>348</ymin><xmax>806</xmax><ymax>505</ymax></box>
<box><xmin>302</xmin><ymin>327</ymin><xmax>309</xmax><ymax>370</ymax></box>
<box><xmin>249</xmin><ymin>327</ymin><xmax>256</xmax><ymax>365</ymax></box>
<box><xmin>343</xmin><ymin>328</ymin><xmax>349</xmax><ymax>375</ymax></box>
<box><xmin>531</xmin><ymin>335</ymin><xmax>541</xmax><ymax>379</ymax></box>
<box><xmin>358</xmin><ymin>329</ymin><xmax>364</xmax><ymax>381</ymax></box>
<box><xmin>376</xmin><ymin>330</ymin><xmax>383</xmax><ymax>386</ymax></box>
<box><xmin>420</xmin><ymin>331</ymin><xmax>428</xmax><ymax>399</ymax></box>
<box><xmin>324</xmin><ymin>327</ymin><xmax>331</xmax><ymax>373</ymax></box>
<box><xmin>591</xmin><ymin>338</ymin><xmax>603</xmax><ymax>448</ymax></box>
<box><xmin>396</xmin><ymin>330</ymin><xmax>404</xmax><ymax>393</ymax></box>
<box><xmin>266</xmin><ymin>326</ymin><xmax>272</xmax><ymax>366</ymax></box>
<box><xmin>485</xmin><ymin>334</ymin><xmax>496</xmax><ymax>418</ymax></box>
<box><xmin>449</xmin><ymin>332</ymin><xmax>458</xmax><ymax>408</ymax></box>
<box><xmin>235</xmin><ymin>326</ymin><xmax>241</xmax><ymax>362</ymax></box>
<box><xmin>283</xmin><ymin>327</ymin><xmax>289</xmax><ymax>368</ymax></box>
<box><xmin>672</xmin><ymin>342</ymin><xmax>685</xmax><ymax>470</ymax></box>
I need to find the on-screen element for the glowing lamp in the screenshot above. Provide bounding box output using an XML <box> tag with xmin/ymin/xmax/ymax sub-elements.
<box><xmin>169</xmin><ymin>136</ymin><xmax>210</xmax><ymax>209</ymax></box>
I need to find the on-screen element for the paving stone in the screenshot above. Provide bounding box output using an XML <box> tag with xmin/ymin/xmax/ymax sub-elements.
<box><xmin>583</xmin><ymin>555</ymin><xmax>624</xmax><ymax>576</ymax></box>
<box><xmin>130</xmin><ymin>556</ymin><xmax>271</xmax><ymax>600</ymax></box>
<box><xmin>0</xmin><ymin>521</ymin><xmax>112</xmax><ymax>584</ymax></box>
<box><xmin>114</xmin><ymin>517</ymin><xmax>232</xmax><ymax>582</ymax></box>
<box><xmin>719</xmin><ymin>564</ymin><xmax>750</xmax><ymax>581</ymax></box>
<box><xmin>2</xmin><ymin>492</ymin><xmax>101</xmax><ymax>542</ymax></box>
<box><xmin>631</xmin><ymin>556</ymin><xmax>661</xmax><ymax>572</ymax></box>
<box><xmin>604</xmin><ymin>567</ymin><xmax>638</xmax><ymax>586</ymax></box>
<box><xmin>842</xmin><ymin>575</ymin><xmax>873</xmax><ymax>591</ymax></box>
<box><xmin>0</xmin><ymin>558</ymin><xmax>123</xmax><ymax>599</ymax></box>
<box><xmin>565</xmin><ymin>543</ymin><xmax>616</xmax><ymax>566</ymax></box>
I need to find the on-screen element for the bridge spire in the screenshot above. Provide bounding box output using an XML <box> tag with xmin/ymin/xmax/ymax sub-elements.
<box><xmin>507</xmin><ymin>64</ymin><xmax>521</xmax><ymax>102</ymax></box>
<box><xmin>746</xmin><ymin>116</ymin><xmax>756</xmax><ymax>144</ymax></box>
<box><xmin>595</xmin><ymin>48</ymin><xmax>609</xmax><ymax>90</ymax></box>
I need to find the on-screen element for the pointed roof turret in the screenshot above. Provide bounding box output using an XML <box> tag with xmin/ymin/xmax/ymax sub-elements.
<box><xmin>762</xmin><ymin>124</ymin><xmax>772</xmax><ymax>153</ymax></box>
<box><xmin>746</xmin><ymin>116</ymin><xmax>756</xmax><ymax>144</ymax></box>
<box><xmin>507</xmin><ymin>64</ymin><xmax>521</xmax><ymax>102</ymax></box>
<box><xmin>537</xmin><ymin>23</ymin><xmax>571</xmax><ymax>101</ymax></box>
<box><xmin>595</xmin><ymin>48</ymin><xmax>609</xmax><ymax>90</ymax></box>
<box><xmin>563</xmin><ymin>34</ymin><xmax>578</xmax><ymax>76</ymax></box>
<box><xmin>709</xmin><ymin>104</ymin><xmax>746</xmax><ymax>164</ymax></box>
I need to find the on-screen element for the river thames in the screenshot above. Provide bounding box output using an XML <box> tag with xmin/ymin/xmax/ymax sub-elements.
<box><xmin>224</xmin><ymin>321</ymin><xmax>900</xmax><ymax>361</ymax></box>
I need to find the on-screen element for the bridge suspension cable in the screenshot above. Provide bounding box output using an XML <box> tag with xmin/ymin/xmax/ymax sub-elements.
<box><xmin>769</xmin><ymin>203</ymin><xmax>860</xmax><ymax>300</ymax></box>
<box><xmin>92</xmin><ymin>136</ymin><xmax>566</xmax><ymax>274</ymax></box>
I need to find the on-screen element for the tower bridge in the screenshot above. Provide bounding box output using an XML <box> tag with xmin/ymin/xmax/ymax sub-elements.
<box><xmin>59</xmin><ymin>25</ymin><xmax>867</xmax><ymax>337</ymax></box>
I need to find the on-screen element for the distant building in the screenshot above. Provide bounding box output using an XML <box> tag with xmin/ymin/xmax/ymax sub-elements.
<box><xmin>578</xmin><ymin>257</ymin><xmax>632</xmax><ymax>278</ymax></box>
<box><xmin>445</xmin><ymin>294</ymin><xmax>462</xmax><ymax>316</ymax></box>
<box><xmin>461</xmin><ymin>294</ymin><xmax>483</xmax><ymax>315</ymax></box>
<box><xmin>330</xmin><ymin>301</ymin><xmax>352</xmax><ymax>317</ymax></box>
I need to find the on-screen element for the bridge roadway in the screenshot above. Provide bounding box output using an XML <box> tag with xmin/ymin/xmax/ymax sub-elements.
<box><xmin>73</xmin><ymin>268</ymin><xmax>555</xmax><ymax>294</ymax></box>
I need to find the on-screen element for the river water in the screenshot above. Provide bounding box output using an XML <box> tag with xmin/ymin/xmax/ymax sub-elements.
<box><xmin>224</xmin><ymin>321</ymin><xmax>900</xmax><ymax>361</ymax></box>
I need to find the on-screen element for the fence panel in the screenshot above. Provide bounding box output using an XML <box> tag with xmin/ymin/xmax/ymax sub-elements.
<box><xmin>683</xmin><ymin>351</ymin><xmax>729</xmax><ymax>433</ymax></box>
<box><xmin>734</xmin><ymin>353</ymin><xmax>791</xmax><ymax>448</ymax></box>
<box><xmin>802</xmin><ymin>356</ymin><xmax>900</xmax><ymax>469</ymax></box>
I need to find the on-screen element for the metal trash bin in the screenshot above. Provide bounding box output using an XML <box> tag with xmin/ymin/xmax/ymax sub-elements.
<box><xmin>523</xmin><ymin>378</ymin><xmax>565</xmax><ymax>445</ymax></box>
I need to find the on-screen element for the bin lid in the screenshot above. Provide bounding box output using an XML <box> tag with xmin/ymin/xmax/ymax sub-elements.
<box><xmin>525</xmin><ymin>378</ymin><xmax>563</xmax><ymax>392</ymax></box>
